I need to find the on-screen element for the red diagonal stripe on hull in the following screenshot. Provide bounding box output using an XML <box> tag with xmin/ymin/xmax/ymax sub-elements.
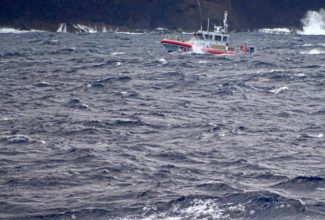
<box><xmin>205</xmin><ymin>49</ymin><xmax>236</xmax><ymax>55</ymax></box>
<box><xmin>160</xmin><ymin>39</ymin><xmax>192</xmax><ymax>48</ymax></box>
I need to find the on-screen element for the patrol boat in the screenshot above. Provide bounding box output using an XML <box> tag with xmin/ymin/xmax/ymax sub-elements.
<box><xmin>160</xmin><ymin>11</ymin><xmax>254</xmax><ymax>55</ymax></box>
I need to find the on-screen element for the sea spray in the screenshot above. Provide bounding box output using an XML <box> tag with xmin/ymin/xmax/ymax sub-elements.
<box><xmin>57</xmin><ymin>23</ymin><xmax>67</xmax><ymax>33</ymax></box>
<box><xmin>298</xmin><ymin>9</ymin><xmax>325</xmax><ymax>35</ymax></box>
<box><xmin>73</xmin><ymin>24</ymin><xmax>98</xmax><ymax>33</ymax></box>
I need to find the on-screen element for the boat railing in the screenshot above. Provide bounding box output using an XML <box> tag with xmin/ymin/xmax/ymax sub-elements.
<box><xmin>165</xmin><ymin>34</ymin><xmax>188</xmax><ymax>42</ymax></box>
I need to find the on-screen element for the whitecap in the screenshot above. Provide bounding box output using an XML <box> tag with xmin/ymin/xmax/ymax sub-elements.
<box><xmin>34</xmin><ymin>81</ymin><xmax>52</xmax><ymax>87</ymax></box>
<box><xmin>258</xmin><ymin>28</ymin><xmax>292</xmax><ymax>34</ymax></box>
<box><xmin>302</xmin><ymin>44</ymin><xmax>313</xmax><ymax>47</ymax></box>
<box><xmin>155</xmin><ymin>27</ymin><xmax>169</xmax><ymax>31</ymax></box>
<box><xmin>300</xmin><ymin>49</ymin><xmax>325</xmax><ymax>55</ymax></box>
<box><xmin>198</xmin><ymin>60</ymin><xmax>208</xmax><ymax>64</ymax></box>
<box><xmin>111</xmin><ymin>52</ymin><xmax>126</xmax><ymax>56</ymax></box>
<box><xmin>0</xmin><ymin>28</ymin><xmax>45</xmax><ymax>34</ymax></box>
<box><xmin>191</xmin><ymin>43</ymin><xmax>205</xmax><ymax>54</ymax></box>
<box><xmin>309</xmin><ymin>133</ymin><xmax>324</xmax><ymax>138</ymax></box>
<box><xmin>270</xmin><ymin>86</ymin><xmax>288</xmax><ymax>94</ymax></box>
<box><xmin>179</xmin><ymin>199</ymin><xmax>224</xmax><ymax>219</ymax></box>
<box><xmin>158</xmin><ymin>58</ymin><xmax>168</xmax><ymax>65</ymax></box>
<box><xmin>120</xmin><ymin>91</ymin><xmax>128</xmax><ymax>95</ymax></box>
<box><xmin>3</xmin><ymin>134</ymin><xmax>32</xmax><ymax>144</ymax></box>
<box><xmin>115</xmin><ymin>31</ymin><xmax>144</xmax><ymax>35</ymax></box>
<box><xmin>294</xmin><ymin>73</ymin><xmax>306</xmax><ymax>77</ymax></box>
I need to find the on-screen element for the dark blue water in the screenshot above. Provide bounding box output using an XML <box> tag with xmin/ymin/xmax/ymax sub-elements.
<box><xmin>0</xmin><ymin>31</ymin><xmax>324</xmax><ymax>220</ymax></box>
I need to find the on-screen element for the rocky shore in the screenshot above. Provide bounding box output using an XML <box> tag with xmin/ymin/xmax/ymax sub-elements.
<box><xmin>0</xmin><ymin>0</ymin><xmax>323</xmax><ymax>32</ymax></box>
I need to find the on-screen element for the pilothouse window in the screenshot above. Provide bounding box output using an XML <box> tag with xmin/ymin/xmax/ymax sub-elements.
<box><xmin>223</xmin><ymin>36</ymin><xmax>228</xmax><ymax>42</ymax></box>
<box><xmin>195</xmin><ymin>33</ymin><xmax>204</xmax><ymax>40</ymax></box>
<box><xmin>204</xmin><ymin>35</ymin><xmax>213</xmax><ymax>40</ymax></box>
<box><xmin>215</xmin><ymin>35</ymin><xmax>222</xmax><ymax>41</ymax></box>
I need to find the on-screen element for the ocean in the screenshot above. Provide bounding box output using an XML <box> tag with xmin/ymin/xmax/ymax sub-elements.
<box><xmin>0</xmin><ymin>27</ymin><xmax>324</xmax><ymax>220</ymax></box>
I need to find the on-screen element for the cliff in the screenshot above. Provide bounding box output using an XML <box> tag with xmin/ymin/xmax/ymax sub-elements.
<box><xmin>0</xmin><ymin>0</ymin><xmax>323</xmax><ymax>32</ymax></box>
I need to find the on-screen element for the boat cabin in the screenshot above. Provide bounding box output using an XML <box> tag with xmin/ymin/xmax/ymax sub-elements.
<box><xmin>194</xmin><ymin>31</ymin><xmax>229</xmax><ymax>44</ymax></box>
<box><xmin>192</xmin><ymin>13</ymin><xmax>230</xmax><ymax>48</ymax></box>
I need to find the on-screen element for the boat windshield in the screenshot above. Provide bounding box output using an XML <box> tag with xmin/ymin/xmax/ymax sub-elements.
<box><xmin>223</xmin><ymin>36</ymin><xmax>228</xmax><ymax>42</ymax></box>
<box><xmin>194</xmin><ymin>33</ymin><xmax>204</xmax><ymax>40</ymax></box>
<box><xmin>215</xmin><ymin>35</ymin><xmax>222</xmax><ymax>41</ymax></box>
<box><xmin>205</xmin><ymin>34</ymin><xmax>213</xmax><ymax>40</ymax></box>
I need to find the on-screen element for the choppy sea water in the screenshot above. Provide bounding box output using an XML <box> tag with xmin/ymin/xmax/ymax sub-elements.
<box><xmin>0</xmin><ymin>31</ymin><xmax>324</xmax><ymax>220</ymax></box>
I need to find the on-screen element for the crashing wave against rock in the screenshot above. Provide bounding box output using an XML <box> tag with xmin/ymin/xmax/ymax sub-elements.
<box><xmin>56</xmin><ymin>23</ymin><xmax>123</xmax><ymax>33</ymax></box>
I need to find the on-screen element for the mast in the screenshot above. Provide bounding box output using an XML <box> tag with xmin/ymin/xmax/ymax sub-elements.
<box><xmin>223</xmin><ymin>11</ymin><xmax>228</xmax><ymax>33</ymax></box>
<box><xmin>207</xmin><ymin>18</ymin><xmax>210</xmax><ymax>32</ymax></box>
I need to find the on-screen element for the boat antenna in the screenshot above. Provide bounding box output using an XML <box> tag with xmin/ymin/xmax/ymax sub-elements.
<box><xmin>223</xmin><ymin>11</ymin><xmax>228</xmax><ymax>33</ymax></box>
<box><xmin>207</xmin><ymin>18</ymin><xmax>210</xmax><ymax>32</ymax></box>
<box><xmin>197</xmin><ymin>0</ymin><xmax>203</xmax><ymax>31</ymax></box>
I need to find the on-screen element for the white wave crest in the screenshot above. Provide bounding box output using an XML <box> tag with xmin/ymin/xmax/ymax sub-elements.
<box><xmin>298</xmin><ymin>9</ymin><xmax>325</xmax><ymax>35</ymax></box>
<box><xmin>191</xmin><ymin>42</ymin><xmax>205</xmax><ymax>54</ymax></box>
<box><xmin>158</xmin><ymin>58</ymin><xmax>168</xmax><ymax>65</ymax></box>
<box><xmin>198</xmin><ymin>60</ymin><xmax>208</xmax><ymax>64</ymax></box>
<box><xmin>155</xmin><ymin>27</ymin><xmax>169</xmax><ymax>31</ymax></box>
<box><xmin>270</xmin><ymin>86</ymin><xmax>288</xmax><ymax>94</ymax></box>
<box><xmin>300</xmin><ymin>49</ymin><xmax>325</xmax><ymax>55</ymax></box>
<box><xmin>258</xmin><ymin>28</ymin><xmax>292</xmax><ymax>34</ymax></box>
<box><xmin>309</xmin><ymin>133</ymin><xmax>324</xmax><ymax>138</ymax></box>
<box><xmin>111</xmin><ymin>52</ymin><xmax>126</xmax><ymax>56</ymax></box>
<box><xmin>115</xmin><ymin>31</ymin><xmax>144</xmax><ymax>35</ymax></box>
<box><xmin>0</xmin><ymin>28</ymin><xmax>44</xmax><ymax>34</ymax></box>
<box><xmin>138</xmin><ymin>199</ymin><xmax>248</xmax><ymax>220</ymax></box>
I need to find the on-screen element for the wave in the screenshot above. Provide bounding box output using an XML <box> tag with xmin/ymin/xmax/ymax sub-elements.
<box><xmin>258</xmin><ymin>28</ymin><xmax>293</xmax><ymax>34</ymax></box>
<box><xmin>158</xmin><ymin>58</ymin><xmax>168</xmax><ymax>65</ymax></box>
<box><xmin>191</xmin><ymin>42</ymin><xmax>206</xmax><ymax>54</ymax></box>
<box><xmin>155</xmin><ymin>27</ymin><xmax>169</xmax><ymax>32</ymax></box>
<box><xmin>66</xmin><ymin>98</ymin><xmax>90</xmax><ymax>110</ymax></box>
<box><xmin>0</xmin><ymin>134</ymin><xmax>34</xmax><ymax>144</ymax></box>
<box><xmin>115</xmin><ymin>31</ymin><xmax>144</xmax><ymax>35</ymax></box>
<box><xmin>137</xmin><ymin>192</ymin><xmax>304</xmax><ymax>220</ymax></box>
<box><xmin>273</xmin><ymin>176</ymin><xmax>325</xmax><ymax>191</ymax></box>
<box><xmin>300</xmin><ymin>49</ymin><xmax>325</xmax><ymax>55</ymax></box>
<box><xmin>298</xmin><ymin>9</ymin><xmax>325</xmax><ymax>35</ymax></box>
<box><xmin>0</xmin><ymin>28</ymin><xmax>45</xmax><ymax>34</ymax></box>
<box><xmin>270</xmin><ymin>86</ymin><xmax>288</xmax><ymax>94</ymax></box>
